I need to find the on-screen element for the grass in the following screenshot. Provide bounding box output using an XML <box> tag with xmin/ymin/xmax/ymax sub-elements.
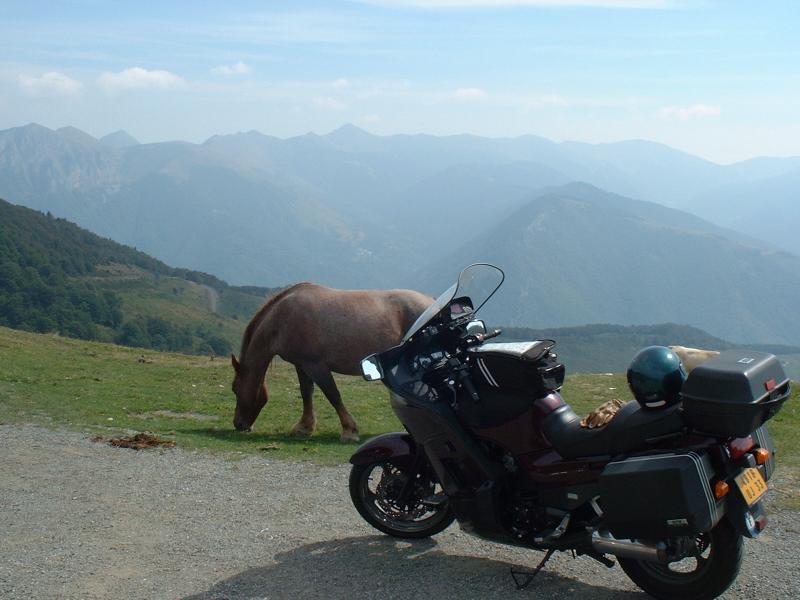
<box><xmin>0</xmin><ymin>325</ymin><xmax>797</xmax><ymax>481</ymax></box>
<box><xmin>0</xmin><ymin>325</ymin><xmax>400</xmax><ymax>463</ymax></box>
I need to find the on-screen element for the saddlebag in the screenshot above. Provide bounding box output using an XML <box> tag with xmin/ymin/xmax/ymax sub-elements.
<box><xmin>681</xmin><ymin>350</ymin><xmax>790</xmax><ymax>438</ymax></box>
<box><xmin>599</xmin><ymin>451</ymin><xmax>723</xmax><ymax>540</ymax></box>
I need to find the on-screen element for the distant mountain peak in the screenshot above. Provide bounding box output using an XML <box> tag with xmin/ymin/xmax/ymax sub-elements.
<box><xmin>18</xmin><ymin>122</ymin><xmax>52</xmax><ymax>134</ymax></box>
<box><xmin>204</xmin><ymin>129</ymin><xmax>270</xmax><ymax>142</ymax></box>
<box><xmin>326</xmin><ymin>123</ymin><xmax>373</xmax><ymax>140</ymax></box>
<box><xmin>57</xmin><ymin>126</ymin><xmax>98</xmax><ymax>146</ymax></box>
<box><xmin>99</xmin><ymin>130</ymin><xmax>140</xmax><ymax>148</ymax></box>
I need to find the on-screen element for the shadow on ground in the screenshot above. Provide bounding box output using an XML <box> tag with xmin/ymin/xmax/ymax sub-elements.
<box><xmin>183</xmin><ymin>427</ymin><xmax>344</xmax><ymax>445</ymax></box>
<box><xmin>182</xmin><ymin>535</ymin><xmax>642</xmax><ymax>599</ymax></box>
<box><xmin>180</xmin><ymin>426</ymin><xmax>348</xmax><ymax>451</ymax></box>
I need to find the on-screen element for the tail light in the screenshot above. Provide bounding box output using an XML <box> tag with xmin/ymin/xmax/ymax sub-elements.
<box><xmin>728</xmin><ymin>436</ymin><xmax>755</xmax><ymax>460</ymax></box>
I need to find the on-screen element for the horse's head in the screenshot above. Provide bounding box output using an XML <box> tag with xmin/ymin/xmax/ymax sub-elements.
<box><xmin>231</xmin><ymin>354</ymin><xmax>268</xmax><ymax>432</ymax></box>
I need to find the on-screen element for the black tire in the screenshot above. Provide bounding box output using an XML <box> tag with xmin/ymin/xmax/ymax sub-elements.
<box><xmin>349</xmin><ymin>460</ymin><xmax>455</xmax><ymax>539</ymax></box>
<box><xmin>618</xmin><ymin>520</ymin><xmax>743</xmax><ymax>600</ymax></box>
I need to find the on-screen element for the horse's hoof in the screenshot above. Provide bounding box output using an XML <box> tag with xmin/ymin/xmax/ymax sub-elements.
<box><xmin>291</xmin><ymin>422</ymin><xmax>315</xmax><ymax>436</ymax></box>
<box><xmin>340</xmin><ymin>430</ymin><xmax>360</xmax><ymax>443</ymax></box>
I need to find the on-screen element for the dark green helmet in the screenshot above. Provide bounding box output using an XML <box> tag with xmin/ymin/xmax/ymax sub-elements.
<box><xmin>627</xmin><ymin>346</ymin><xmax>687</xmax><ymax>409</ymax></box>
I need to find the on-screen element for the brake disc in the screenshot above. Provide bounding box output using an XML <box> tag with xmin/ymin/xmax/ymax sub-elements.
<box><xmin>374</xmin><ymin>467</ymin><xmax>429</xmax><ymax>520</ymax></box>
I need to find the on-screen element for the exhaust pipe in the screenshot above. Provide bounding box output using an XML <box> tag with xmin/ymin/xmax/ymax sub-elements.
<box><xmin>592</xmin><ymin>530</ymin><xmax>668</xmax><ymax>563</ymax></box>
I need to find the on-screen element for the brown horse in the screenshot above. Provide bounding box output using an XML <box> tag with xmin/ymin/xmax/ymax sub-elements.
<box><xmin>231</xmin><ymin>282</ymin><xmax>432</xmax><ymax>441</ymax></box>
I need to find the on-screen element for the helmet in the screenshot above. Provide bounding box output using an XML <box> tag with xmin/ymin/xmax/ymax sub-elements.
<box><xmin>627</xmin><ymin>346</ymin><xmax>686</xmax><ymax>409</ymax></box>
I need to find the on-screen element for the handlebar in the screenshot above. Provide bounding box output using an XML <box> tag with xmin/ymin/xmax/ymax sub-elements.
<box><xmin>478</xmin><ymin>328</ymin><xmax>503</xmax><ymax>342</ymax></box>
<box><xmin>464</xmin><ymin>328</ymin><xmax>503</xmax><ymax>347</ymax></box>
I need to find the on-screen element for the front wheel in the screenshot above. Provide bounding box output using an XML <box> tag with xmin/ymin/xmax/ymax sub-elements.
<box><xmin>618</xmin><ymin>520</ymin><xmax>743</xmax><ymax>600</ymax></box>
<box><xmin>349</xmin><ymin>460</ymin><xmax>455</xmax><ymax>539</ymax></box>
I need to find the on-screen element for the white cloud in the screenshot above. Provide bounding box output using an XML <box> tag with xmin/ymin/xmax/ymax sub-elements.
<box><xmin>211</xmin><ymin>61</ymin><xmax>252</xmax><ymax>76</ymax></box>
<box><xmin>453</xmin><ymin>87</ymin><xmax>487</xmax><ymax>99</ymax></box>
<box><xmin>361</xmin><ymin>114</ymin><xmax>381</xmax><ymax>123</ymax></box>
<box><xmin>18</xmin><ymin>72</ymin><xmax>83</xmax><ymax>97</ymax></box>
<box><xmin>658</xmin><ymin>103</ymin><xmax>721</xmax><ymax>120</ymax></box>
<box><xmin>333</xmin><ymin>78</ymin><xmax>350</xmax><ymax>88</ymax></box>
<box><xmin>98</xmin><ymin>67</ymin><xmax>186</xmax><ymax>93</ymax></box>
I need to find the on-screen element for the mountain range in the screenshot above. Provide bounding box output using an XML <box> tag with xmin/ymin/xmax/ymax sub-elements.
<box><xmin>420</xmin><ymin>183</ymin><xmax>800</xmax><ymax>344</ymax></box>
<box><xmin>4</xmin><ymin>196</ymin><xmax>800</xmax><ymax>376</ymax></box>
<box><xmin>1</xmin><ymin>122</ymin><xmax>799</xmax><ymax>345</ymax></box>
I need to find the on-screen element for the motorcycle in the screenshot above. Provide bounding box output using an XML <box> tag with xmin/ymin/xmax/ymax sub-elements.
<box><xmin>349</xmin><ymin>264</ymin><xmax>790</xmax><ymax>600</ymax></box>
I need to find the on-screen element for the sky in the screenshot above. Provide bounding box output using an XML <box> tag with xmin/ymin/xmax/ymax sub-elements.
<box><xmin>1</xmin><ymin>0</ymin><xmax>798</xmax><ymax>163</ymax></box>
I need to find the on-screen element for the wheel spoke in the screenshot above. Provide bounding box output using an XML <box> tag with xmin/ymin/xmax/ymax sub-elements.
<box><xmin>357</xmin><ymin>461</ymin><xmax>450</xmax><ymax>534</ymax></box>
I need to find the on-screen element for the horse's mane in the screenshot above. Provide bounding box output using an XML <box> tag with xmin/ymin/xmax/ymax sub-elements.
<box><xmin>239</xmin><ymin>282</ymin><xmax>312</xmax><ymax>359</ymax></box>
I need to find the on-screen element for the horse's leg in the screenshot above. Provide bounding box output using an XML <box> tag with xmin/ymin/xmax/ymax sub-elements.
<box><xmin>291</xmin><ymin>365</ymin><xmax>317</xmax><ymax>436</ymax></box>
<box><xmin>301</xmin><ymin>362</ymin><xmax>359</xmax><ymax>443</ymax></box>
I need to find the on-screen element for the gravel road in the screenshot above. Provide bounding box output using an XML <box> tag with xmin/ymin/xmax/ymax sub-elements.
<box><xmin>1</xmin><ymin>425</ymin><xmax>798</xmax><ymax>600</ymax></box>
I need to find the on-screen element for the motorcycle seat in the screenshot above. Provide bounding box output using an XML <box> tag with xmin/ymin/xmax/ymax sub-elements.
<box><xmin>541</xmin><ymin>400</ymin><xmax>685</xmax><ymax>460</ymax></box>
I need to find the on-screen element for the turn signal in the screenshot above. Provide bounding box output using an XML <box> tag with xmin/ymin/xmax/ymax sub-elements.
<box><xmin>754</xmin><ymin>448</ymin><xmax>771</xmax><ymax>465</ymax></box>
<box><xmin>714</xmin><ymin>480</ymin><xmax>730</xmax><ymax>499</ymax></box>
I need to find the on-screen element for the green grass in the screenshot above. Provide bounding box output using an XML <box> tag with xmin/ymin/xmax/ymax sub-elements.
<box><xmin>0</xmin><ymin>326</ymin><xmax>797</xmax><ymax>478</ymax></box>
<box><xmin>0</xmin><ymin>325</ymin><xmax>400</xmax><ymax>463</ymax></box>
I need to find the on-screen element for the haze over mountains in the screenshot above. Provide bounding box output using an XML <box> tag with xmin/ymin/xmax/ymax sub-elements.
<box><xmin>421</xmin><ymin>183</ymin><xmax>800</xmax><ymax>345</ymax></box>
<box><xmin>2</xmin><ymin>122</ymin><xmax>799</xmax><ymax>345</ymax></box>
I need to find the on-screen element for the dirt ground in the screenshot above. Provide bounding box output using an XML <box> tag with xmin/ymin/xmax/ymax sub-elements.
<box><xmin>1</xmin><ymin>425</ymin><xmax>798</xmax><ymax>600</ymax></box>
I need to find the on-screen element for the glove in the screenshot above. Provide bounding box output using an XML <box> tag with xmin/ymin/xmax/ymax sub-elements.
<box><xmin>580</xmin><ymin>398</ymin><xmax>625</xmax><ymax>428</ymax></box>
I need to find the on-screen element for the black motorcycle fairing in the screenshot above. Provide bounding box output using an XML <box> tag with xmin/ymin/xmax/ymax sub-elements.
<box><xmin>389</xmin><ymin>389</ymin><xmax>505</xmax><ymax>494</ymax></box>
<box><xmin>541</xmin><ymin>400</ymin><xmax>685</xmax><ymax>460</ymax></box>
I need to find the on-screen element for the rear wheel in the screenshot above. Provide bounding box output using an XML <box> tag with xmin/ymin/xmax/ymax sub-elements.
<box><xmin>618</xmin><ymin>520</ymin><xmax>743</xmax><ymax>600</ymax></box>
<box><xmin>349</xmin><ymin>460</ymin><xmax>454</xmax><ymax>539</ymax></box>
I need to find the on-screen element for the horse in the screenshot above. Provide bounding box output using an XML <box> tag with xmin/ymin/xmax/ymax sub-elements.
<box><xmin>231</xmin><ymin>282</ymin><xmax>432</xmax><ymax>442</ymax></box>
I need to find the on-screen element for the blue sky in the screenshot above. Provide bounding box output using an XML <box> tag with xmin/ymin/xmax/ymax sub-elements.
<box><xmin>1</xmin><ymin>0</ymin><xmax>798</xmax><ymax>163</ymax></box>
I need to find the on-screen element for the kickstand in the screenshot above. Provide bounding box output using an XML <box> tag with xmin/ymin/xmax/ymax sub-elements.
<box><xmin>510</xmin><ymin>549</ymin><xmax>555</xmax><ymax>590</ymax></box>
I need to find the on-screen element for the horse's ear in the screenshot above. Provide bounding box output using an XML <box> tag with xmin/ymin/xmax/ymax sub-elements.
<box><xmin>231</xmin><ymin>354</ymin><xmax>240</xmax><ymax>372</ymax></box>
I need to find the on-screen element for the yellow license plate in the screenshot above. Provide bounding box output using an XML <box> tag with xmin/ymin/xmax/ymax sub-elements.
<box><xmin>734</xmin><ymin>467</ymin><xmax>768</xmax><ymax>506</ymax></box>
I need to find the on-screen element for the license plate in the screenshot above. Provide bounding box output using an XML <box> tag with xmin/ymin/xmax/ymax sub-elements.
<box><xmin>734</xmin><ymin>467</ymin><xmax>768</xmax><ymax>506</ymax></box>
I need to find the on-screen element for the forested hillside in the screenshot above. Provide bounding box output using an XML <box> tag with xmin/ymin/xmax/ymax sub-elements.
<box><xmin>0</xmin><ymin>199</ymin><xmax>273</xmax><ymax>354</ymax></box>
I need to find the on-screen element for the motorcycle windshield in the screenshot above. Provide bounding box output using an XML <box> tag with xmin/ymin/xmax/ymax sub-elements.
<box><xmin>402</xmin><ymin>263</ymin><xmax>505</xmax><ymax>341</ymax></box>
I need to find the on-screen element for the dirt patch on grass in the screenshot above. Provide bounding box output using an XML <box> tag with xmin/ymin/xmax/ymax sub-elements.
<box><xmin>95</xmin><ymin>432</ymin><xmax>176</xmax><ymax>450</ymax></box>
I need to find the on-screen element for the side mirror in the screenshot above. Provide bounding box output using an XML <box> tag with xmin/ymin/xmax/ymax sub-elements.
<box><xmin>466</xmin><ymin>320</ymin><xmax>487</xmax><ymax>335</ymax></box>
<box><xmin>361</xmin><ymin>354</ymin><xmax>384</xmax><ymax>381</ymax></box>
